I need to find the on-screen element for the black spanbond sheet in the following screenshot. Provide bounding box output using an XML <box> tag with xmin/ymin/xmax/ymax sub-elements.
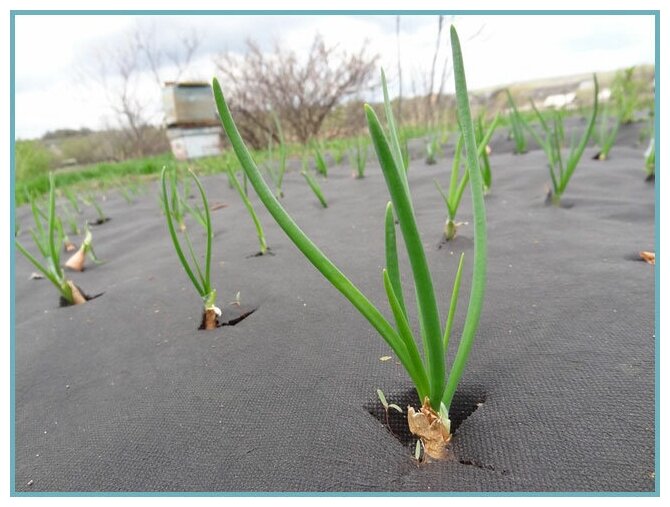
<box><xmin>14</xmin><ymin>122</ymin><xmax>654</xmax><ymax>492</ymax></box>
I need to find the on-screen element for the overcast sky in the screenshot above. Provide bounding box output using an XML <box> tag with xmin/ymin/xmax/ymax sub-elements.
<box><xmin>14</xmin><ymin>13</ymin><xmax>655</xmax><ymax>139</ymax></box>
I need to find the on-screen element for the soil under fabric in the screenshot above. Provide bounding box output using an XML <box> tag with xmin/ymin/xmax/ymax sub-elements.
<box><xmin>14</xmin><ymin>121</ymin><xmax>655</xmax><ymax>493</ymax></box>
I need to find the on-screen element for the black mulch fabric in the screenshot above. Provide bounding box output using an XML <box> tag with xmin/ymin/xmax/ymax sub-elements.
<box><xmin>14</xmin><ymin>122</ymin><xmax>655</xmax><ymax>492</ymax></box>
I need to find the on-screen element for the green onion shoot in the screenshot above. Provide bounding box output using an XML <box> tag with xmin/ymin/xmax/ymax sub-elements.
<box><xmin>161</xmin><ymin>167</ymin><xmax>219</xmax><ymax>330</ymax></box>
<box><xmin>15</xmin><ymin>173</ymin><xmax>89</xmax><ymax>305</ymax></box>
<box><xmin>212</xmin><ymin>25</ymin><xmax>487</xmax><ymax>460</ymax></box>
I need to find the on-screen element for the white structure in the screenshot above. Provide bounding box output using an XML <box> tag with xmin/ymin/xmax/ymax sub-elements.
<box><xmin>165</xmin><ymin>126</ymin><xmax>223</xmax><ymax>161</ymax></box>
<box><xmin>162</xmin><ymin>82</ymin><xmax>224</xmax><ymax>161</ymax></box>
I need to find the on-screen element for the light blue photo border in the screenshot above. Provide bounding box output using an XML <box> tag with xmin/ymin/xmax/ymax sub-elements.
<box><xmin>9</xmin><ymin>8</ymin><xmax>661</xmax><ymax>497</ymax></box>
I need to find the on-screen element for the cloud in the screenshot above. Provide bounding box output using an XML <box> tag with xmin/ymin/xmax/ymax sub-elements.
<box><xmin>14</xmin><ymin>13</ymin><xmax>655</xmax><ymax>139</ymax></box>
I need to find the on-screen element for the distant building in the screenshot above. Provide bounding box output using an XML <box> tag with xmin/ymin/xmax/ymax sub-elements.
<box><xmin>162</xmin><ymin>82</ymin><xmax>224</xmax><ymax>160</ymax></box>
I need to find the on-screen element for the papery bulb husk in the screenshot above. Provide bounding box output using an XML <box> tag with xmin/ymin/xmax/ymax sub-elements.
<box><xmin>67</xmin><ymin>280</ymin><xmax>87</xmax><ymax>305</ymax></box>
<box><xmin>407</xmin><ymin>397</ymin><xmax>452</xmax><ymax>460</ymax></box>
<box><xmin>65</xmin><ymin>245</ymin><xmax>86</xmax><ymax>271</ymax></box>
<box><xmin>64</xmin><ymin>240</ymin><xmax>77</xmax><ymax>252</ymax></box>
<box><xmin>640</xmin><ymin>251</ymin><xmax>655</xmax><ymax>265</ymax></box>
<box><xmin>201</xmin><ymin>308</ymin><xmax>219</xmax><ymax>330</ymax></box>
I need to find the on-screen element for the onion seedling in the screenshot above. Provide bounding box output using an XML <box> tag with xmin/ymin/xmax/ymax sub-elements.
<box><xmin>349</xmin><ymin>137</ymin><xmax>369</xmax><ymax>179</ymax></box>
<box><xmin>301</xmin><ymin>169</ymin><xmax>328</xmax><ymax>208</ymax></box>
<box><xmin>475</xmin><ymin>113</ymin><xmax>499</xmax><ymax>193</ymax></box>
<box><xmin>15</xmin><ymin>173</ymin><xmax>89</xmax><ymax>305</ymax></box>
<box><xmin>62</xmin><ymin>187</ymin><xmax>81</xmax><ymax>214</ymax></box>
<box><xmin>83</xmin><ymin>193</ymin><xmax>109</xmax><ymax>225</ymax></box>
<box><xmin>594</xmin><ymin>106</ymin><xmax>620</xmax><ymax>161</ymax></box>
<box><xmin>61</xmin><ymin>204</ymin><xmax>81</xmax><ymax>236</ymax></box>
<box><xmin>273</xmin><ymin>114</ymin><xmax>287</xmax><ymax>198</ymax></box>
<box><xmin>65</xmin><ymin>223</ymin><xmax>102</xmax><ymax>272</ymax></box>
<box><xmin>213</xmin><ymin>25</ymin><xmax>487</xmax><ymax>460</ymax></box>
<box><xmin>313</xmin><ymin>142</ymin><xmax>328</xmax><ymax>178</ymax></box>
<box><xmin>435</xmin><ymin>115</ymin><xmax>498</xmax><ymax>240</ymax></box>
<box><xmin>330</xmin><ymin>143</ymin><xmax>347</xmax><ymax>166</ymax></box>
<box><xmin>161</xmin><ymin>167</ymin><xmax>220</xmax><ymax>330</ymax></box>
<box><xmin>226</xmin><ymin>166</ymin><xmax>268</xmax><ymax>255</ymax></box>
<box><xmin>505</xmin><ymin>89</ymin><xmax>528</xmax><ymax>154</ymax></box>
<box><xmin>533</xmin><ymin>75</ymin><xmax>599</xmax><ymax>206</ymax></box>
<box><xmin>425</xmin><ymin>135</ymin><xmax>440</xmax><ymax>165</ymax></box>
<box><xmin>611</xmin><ymin>66</ymin><xmax>641</xmax><ymax>125</ymax></box>
<box><xmin>55</xmin><ymin>216</ymin><xmax>76</xmax><ymax>252</ymax></box>
<box><xmin>644</xmin><ymin>136</ymin><xmax>655</xmax><ymax>182</ymax></box>
<box><xmin>265</xmin><ymin>113</ymin><xmax>288</xmax><ymax>198</ymax></box>
<box><xmin>118</xmin><ymin>185</ymin><xmax>134</xmax><ymax>204</ymax></box>
<box><xmin>159</xmin><ymin>169</ymin><xmax>188</xmax><ymax>231</ymax></box>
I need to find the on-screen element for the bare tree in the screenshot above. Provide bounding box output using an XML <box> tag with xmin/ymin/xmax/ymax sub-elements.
<box><xmin>405</xmin><ymin>16</ymin><xmax>485</xmax><ymax>127</ymax></box>
<box><xmin>134</xmin><ymin>25</ymin><xmax>200</xmax><ymax>86</ymax></box>
<box><xmin>79</xmin><ymin>23</ymin><xmax>200</xmax><ymax>159</ymax></box>
<box><xmin>215</xmin><ymin>34</ymin><xmax>379</xmax><ymax>147</ymax></box>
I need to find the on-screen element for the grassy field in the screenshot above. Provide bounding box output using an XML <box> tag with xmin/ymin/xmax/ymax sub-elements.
<box><xmin>13</xmin><ymin>124</ymin><xmax>439</xmax><ymax>206</ymax></box>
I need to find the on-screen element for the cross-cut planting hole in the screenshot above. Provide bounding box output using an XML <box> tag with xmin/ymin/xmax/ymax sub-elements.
<box><xmin>624</xmin><ymin>252</ymin><xmax>655</xmax><ymax>264</ymax></box>
<box><xmin>364</xmin><ymin>384</ymin><xmax>486</xmax><ymax>447</ymax></box>
<box><xmin>89</xmin><ymin>217</ymin><xmax>111</xmax><ymax>226</ymax></box>
<box><xmin>58</xmin><ymin>289</ymin><xmax>103</xmax><ymax>308</ymax></box>
<box><xmin>458</xmin><ymin>458</ymin><xmax>509</xmax><ymax>475</ymax></box>
<box><xmin>246</xmin><ymin>248</ymin><xmax>275</xmax><ymax>259</ymax></box>
<box><xmin>198</xmin><ymin>303</ymin><xmax>257</xmax><ymax>330</ymax></box>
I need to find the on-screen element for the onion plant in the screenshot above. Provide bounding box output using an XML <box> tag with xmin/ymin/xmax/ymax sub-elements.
<box><xmin>118</xmin><ymin>185</ymin><xmax>134</xmax><ymax>204</ymax></box>
<box><xmin>161</xmin><ymin>167</ymin><xmax>220</xmax><ymax>330</ymax></box>
<box><xmin>594</xmin><ymin>106</ymin><xmax>620</xmax><ymax>160</ymax></box>
<box><xmin>83</xmin><ymin>193</ymin><xmax>109</xmax><ymax>225</ymax></box>
<box><xmin>475</xmin><ymin>114</ymin><xmax>498</xmax><ymax>192</ymax></box>
<box><xmin>266</xmin><ymin>113</ymin><xmax>288</xmax><ymax>198</ymax></box>
<box><xmin>159</xmin><ymin>169</ymin><xmax>189</xmax><ymax>231</ymax></box>
<box><xmin>505</xmin><ymin>89</ymin><xmax>527</xmax><ymax>154</ymax></box>
<box><xmin>213</xmin><ymin>25</ymin><xmax>487</xmax><ymax>460</ymax></box>
<box><xmin>15</xmin><ymin>173</ymin><xmax>88</xmax><ymax>305</ymax></box>
<box><xmin>61</xmin><ymin>205</ymin><xmax>81</xmax><ymax>236</ymax></box>
<box><xmin>425</xmin><ymin>134</ymin><xmax>440</xmax><ymax>165</ymax></box>
<box><xmin>644</xmin><ymin>136</ymin><xmax>655</xmax><ymax>181</ymax></box>
<box><xmin>349</xmin><ymin>137</ymin><xmax>369</xmax><ymax>179</ymax></box>
<box><xmin>65</xmin><ymin>223</ymin><xmax>102</xmax><ymax>272</ymax></box>
<box><xmin>62</xmin><ymin>187</ymin><xmax>81</xmax><ymax>214</ymax></box>
<box><xmin>55</xmin><ymin>215</ymin><xmax>76</xmax><ymax>252</ymax></box>
<box><xmin>226</xmin><ymin>166</ymin><xmax>268</xmax><ymax>255</ymax></box>
<box><xmin>435</xmin><ymin>135</ymin><xmax>466</xmax><ymax>241</ymax></box>
<box><xmin>531</xmin><ymin>75</ymin><xmax>599</xmax><ymax>206</ymax></box>
<box><xmin>301</xmin><ymin>169</ymin><xmax>328</xmax><ymax>208</ymax></box>
<box><xmin>313</xmin><ymin>142</ymin><xmax>328</xmax><ymax>178</ymax></box>
<box><xmin>330</xmin><ymin>143</ymin><xmax>347</xmax><ymax>166</ymax></box>
<box><xmin>435</xmin><ymin>115</ymin><xmax>498</xmax><ymax>240</ymax></box>
<box><xmin>611</xmin><ymin>66</ymin><xmax>640</xmax><ymax>125</ymax></box>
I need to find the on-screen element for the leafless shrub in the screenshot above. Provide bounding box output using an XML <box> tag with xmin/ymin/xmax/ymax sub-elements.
<box><xmin>214</xmin><ymin>34</ymin><xmax>379</xmax><ymax>147</ymax></box>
